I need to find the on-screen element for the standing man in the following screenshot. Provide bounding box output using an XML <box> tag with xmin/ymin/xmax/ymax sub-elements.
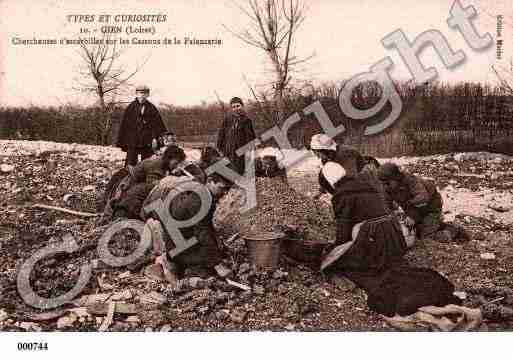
<box><xmin>216</xmin><ymin>97</ymin><xmax>257</xmax><ymax>175</ymax></box>
<box><xmin>117</xmin><ymin>85</ymin><xmax>167</xmax><ymax>167</ymax></box>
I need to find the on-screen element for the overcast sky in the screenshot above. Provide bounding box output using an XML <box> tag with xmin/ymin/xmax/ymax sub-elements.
<box><xmin>0</xmin><ymin>0</ymin><xmax>510</xmax><ymax>107</ymax></box>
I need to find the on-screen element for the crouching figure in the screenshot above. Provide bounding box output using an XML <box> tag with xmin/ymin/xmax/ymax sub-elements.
<box><xmin>378</xmin><ymin>162</ymin><xmax>469</xmax><ymax>243</ymax></box>
<box><xmin>320</xmin><ymin>149</ymin><xmax>407</xmax><ymax>274</ymax></box>
<box><xmin>110</xmin><ymin>145</ymin><xmax>188</xmax><ymax>220</ymax></box>
<box><xmin>142</xmin><ymin>172</ymin><xmax>230</xmax><ymax>278</ymax></box>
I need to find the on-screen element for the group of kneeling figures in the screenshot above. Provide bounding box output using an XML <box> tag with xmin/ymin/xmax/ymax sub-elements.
<box><xmin>105</xmin><ymin>132</ymin><xmax>468</xmax><ymax>317</ymax></box>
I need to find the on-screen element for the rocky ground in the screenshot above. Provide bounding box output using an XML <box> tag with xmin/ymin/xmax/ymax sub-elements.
<box><xmin>0</xmin><ymin>140</ymin><xmax>512</xmax><ymax>332</ymax></box>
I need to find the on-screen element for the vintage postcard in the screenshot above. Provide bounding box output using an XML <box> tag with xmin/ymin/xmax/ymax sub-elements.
<box><xmin>0</xmin><ymin>0</ymin><xmax>512</xmax><ymax>356</ymax></box>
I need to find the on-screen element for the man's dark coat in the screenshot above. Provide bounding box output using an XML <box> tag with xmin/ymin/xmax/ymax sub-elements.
<box><xmin>117</xmin><ymin>99</ymin><xmax>167</xmax><ymax>151</ymax></box>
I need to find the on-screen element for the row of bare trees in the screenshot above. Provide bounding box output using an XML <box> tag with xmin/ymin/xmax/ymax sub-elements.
<box><xmin>71</xmin><ymin>0</ymin><xmax>512</xmax><ymax>152</ymax></box>
<box><xmin>74</xmin><ymin>0</ymin><xmax>311</xmax><ymax>127</ymax></box>
<box><xmin>2</xmin><ymin>80</ymin><xmax>513</xmax><ymax>157</ymax></box>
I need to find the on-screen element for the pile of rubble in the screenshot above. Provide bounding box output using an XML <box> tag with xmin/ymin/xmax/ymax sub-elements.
<box><xmin>2</xmin><ymin>141</ymin><xmax>513</xmax><ymax>331</ymax></box>
<box><xmin>0</xmin><ymin>242</ymin><xmax>371</xmax><ymax>332</ymax></box>
<box><xmin>215</xmin><ymin>177</ymin><xmax>335</xmax><ymax>243</ymax></box>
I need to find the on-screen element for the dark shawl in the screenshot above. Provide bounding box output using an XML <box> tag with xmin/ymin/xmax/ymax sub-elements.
<box><xmin>329</xmin><ymin>174</ymin><xmax>406</xmax><ymax>271</ymax></box>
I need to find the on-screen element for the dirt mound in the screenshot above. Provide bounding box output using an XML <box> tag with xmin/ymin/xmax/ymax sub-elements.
<box><xmin>215</xmin><ymin>177</ymin><xmax>335</xmax><ymax>242</ymax></box>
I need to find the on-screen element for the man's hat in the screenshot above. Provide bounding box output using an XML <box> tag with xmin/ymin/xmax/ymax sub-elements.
<box><xmin>310</xmin><ymin>134</ymin><xmax>337</xmax><ymax>151</ymax></box>
<box><xmin>322</xmin><ymin>161</ymin><xmax>346</xmax><ymax>188</ymax></box>
<box><xmin>230</xmin><ymin>97</ymin><xmax>244</xmax><ymax>106</ymax></box>
<box><xmin>135</xmin><ymin>85</ymin><xmax>150</xmax><ymax>93</ymax></box>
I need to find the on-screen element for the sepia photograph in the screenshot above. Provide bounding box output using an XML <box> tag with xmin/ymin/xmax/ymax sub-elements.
<box><xmin>0</xmin><ymin>0</ymin><xmax>512</xmax><ymax>356</ymax></box>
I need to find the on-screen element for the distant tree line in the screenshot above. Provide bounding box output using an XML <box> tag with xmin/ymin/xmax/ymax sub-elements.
<box><xmin>1</xmin><ymin>82</ymin><xmax>512</xmax><ymax>157</ymax></box>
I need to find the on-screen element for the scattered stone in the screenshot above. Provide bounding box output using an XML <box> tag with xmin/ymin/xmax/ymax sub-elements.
<box><xmin>270</xmin><ymin>318</ymin><xmax>282</xmax><ymax>326</ymax></box>
<box><xmin>435</xmin><ymin>230</ymin><xmax>454</xmax><ymax>243</ymax></box>
<box><xmin>99</xmin><ymin>302</ymin><xmax>116</xmax><ymax>332</ymax></box>
<box><xmin>74</xmin><ymin>293</ymin><xmax>112</xmax><ymax>307</ymax></box>
<box><xmin>144</xmin><ymin>264</ymin><xmax>165</xmax><ymax>282</ymax></box>
<box><xmin>19</xmin><ymin>322</ymin><xmax>42</xmax><ymax>332</ymax></box>
<box><xmin>329</xmin><ymin>275</ymin><xmax>356</xmax><ymax>292</ymax></box>
<box><xmin>480</xmin><ymin>252</ymin><xmax>496</xmax><ymax>260</ymax></box>
<box><xmin>230</xmin><ymin>309</ymin><xmax>247</xmax><ymax>323</ymax></box>
<box><xmin>214</xmin><ymin>264</ymin><xmax>233</xmax><ymax>278</ymax></box>
<box><xmin>87</xmin><ymin>303</ymin><xmax>138</xmax><ymax>315</ymax></box>
<box><xmin>0</xmin><ymin>164</ymin><xmax>14</xmax><ymax>173</ymax></box>
<box><xmin>55</xmin><ymin>218</ymin><xmax>83</xmax><ymax>226</ymax></box>
<box><xmin>160</xmin><ymin>324</ymin><xmax>172</xmax><ymax>332</ymax></box>
<box><xmin>67</xmin><ymin>307</ymin><xmax>90</xmax><ymax>318</ymax></box>
<box><xmin>24</xmin><ymin>309</ymin><xmax>67</xmax><ymax>322</ymax></box>
<box><xmin>0</xmin><ymin>309</ymin><xmax>8</xmax><ymax>322</ymax></box>
<box><xmin>112</xmin><ymin>321</ymin><xmax>130</xmax><ymax>331</ymax></box>
<box><xmin>225</xmin><ymin>300</ymin><xmax>236</xmax><ymax>309</ymax></box>
<box><xmin>139</xmin><ymin>310</ymin><xmax>166</xmax><ymax>327</ymax></box>
<box><xmin>226</xmin><ymin>279</ymin><xmax>251</xmax><ymax>291</ymax></box>
<box><xmin>215</xmin><ymin>292</ymin><xmax>230</xmax><ymax>304</ymax></box>
<box><xmin>277</xmin><ymin>284</ymin><xmax>288</xmax><ymax>294</ymax></box>
<box><xmin>139</xmin><ymin>291</ymin><xmax>167</xmax><ymax>306</ymax></box>
<box><xmin>62</xmin><ymin>193</ymin><xmax>78</xmax><ymax>204</ymax></box>
<box><xmin>273</xmin><ymin>269</ymin><xmax>288</xmax><ymax>280</ymax></box>
<box><xmin>238</xmin><ymin>263</ymin><xmax>251</xmax><ymax>274</ymax></box>
<box><xmin>253</xmin><ymin>285</ymin><xmax>265</xmax><ymax>295</ymax></box>
<box><xmin>472</xmin><ymin>232</ymin><xmax>486</xmax><ymax>241</ymax></box>
<box><xmin>188</xmin><ymin>277</ymin><xmax>205</xmax><ymax>289</ymax></box>
<box><xmin>118</xmin><ymin>271</ymin><xmax>131</xmax><ymax>279</ymax></box>
<box><xmin>57</xmin><ymin>313</ymin><xmax>78</xmax><ymax>329</ymax></box>
<box><xmin>239</xmin><ymin>291</ymin><xmax>253</xmax><ymax>302</ymax></box>
<box><xmin>482</xmin><ymin>303</ymin><xmax>513</xmax><ymax>321</ymax></box>
<box><xmin>453</xmin><ymin>291</ymin><xmax>467</xmax><ymax>300</ymax></box>
<box><xmin>126</xmin><ymin>316</ymin><xmax>140</xmax><ymax>324</ymax></box>
<box><xmin>488</xmin><ymin>203</ymin><xmax>511</xmax><ymax>213</ymax></box>
<box><xmin>215</xmin><ymin>310</ymin><xmax>230</xmax><ymax>321</ymax></box>
<box><xmin>285</xmin><ymin>324</ymin><xmax>296</xmax><ymax>331</ymax></box>
<box><xmin>111</xmin><ymin>290</ymin><xmax>133</xmax><ymax>301</ymax></box>
<box><xmin>316</xmin><ymin>288</ymin><xmax>331</xmax><ymax>297</ymax></box>
<box><xmin>97</xmin><ymin>275</ymin><xmax>115</xmax><ymax>291</ymax></box>
<box><xmin>197</xmin><ymin>306</ymin><xmax>209</xmax><ymax>315</ymax></box>
<box><xmin>156</xmin><ymin>255</ymin><xmax>179</xmax><ymax>285</ymax></box>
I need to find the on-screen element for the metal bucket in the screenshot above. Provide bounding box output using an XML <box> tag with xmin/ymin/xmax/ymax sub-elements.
<box><xmin>281</xmin><ymin>238</ymin><xmax>330</xmax><ymax>267</ymax></box>
<box><xmin>244</xmin><ymin>231</ymin><xmax>284</xmax><ymax>270</ymax></box>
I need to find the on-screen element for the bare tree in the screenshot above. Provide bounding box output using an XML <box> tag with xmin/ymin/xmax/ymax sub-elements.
<box><xmin>74</xmin><ymin>35</ymin><xmax>147</xmax><ymax>109</ymax></box>
<box><xmin>492</xmin><ymin>60</ymin><xmax>513</xmax><ymax>96</ymax></box>
<box><xmin>73</xmin><ymin>35</ymin><xmax>148</xmax><ymax>144</ymax></box>
<box><xmin>224</xmin><ymin>0</ymin><xmax>313</xmax><ymax>119</ymax></box>
<box><xmin>477</xmin><ymin>1</ymin><xmax>513</xmax><ymax>98</ymax></box>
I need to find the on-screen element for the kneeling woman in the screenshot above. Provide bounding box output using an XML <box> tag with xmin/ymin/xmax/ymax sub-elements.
<box><xmin>320</xmin><ymin>149</ymin><xmax>407</xmax><ymax>274</ymax></box>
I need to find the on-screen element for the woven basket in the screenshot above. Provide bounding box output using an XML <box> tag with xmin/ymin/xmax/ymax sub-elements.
<box><xmin>243</xmin><ymin>231</ymin><xmax>285</xmax><ymax>270</ymax></box>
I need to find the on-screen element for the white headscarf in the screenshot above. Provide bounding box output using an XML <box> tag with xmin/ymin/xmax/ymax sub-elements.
<box><xmin>310</xmin><ymin>133</ymin><xmax>337</xmax><ymax>151</ymax></box>
<box><xmin>322</xmin><ymin>161</ymin><xmax>346</xmax><ymax>188</ymax></box>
